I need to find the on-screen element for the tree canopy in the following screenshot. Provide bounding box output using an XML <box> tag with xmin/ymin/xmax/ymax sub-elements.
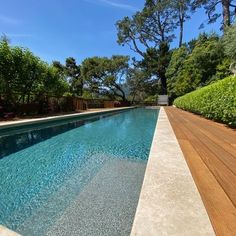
<box><xmin>1</xmin><ymin>0</ymin><xmax>236</xmax><ymax>110</ymax></box>
<box><xmin>0</xmin><ymin>40</ymin><xmax>69</xmax><ymax>105</ymax></box>
<box><xmin>166</xmin><ymin>34</ymin><xmax>231</xmax><ymax>99</ymax></box>
<box><xmin>192</xmin><ymin>0</ymin><xmax>236</xmax><ymax>29</ymax></box>
<box><xmin>81</xmin><ymin>55</ymin><xmax>129</xmax><ymax>101</ymax></box>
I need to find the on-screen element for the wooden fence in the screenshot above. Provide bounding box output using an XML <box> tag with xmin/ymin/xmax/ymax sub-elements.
<box><xmin>0</xmin><ymin>95</ymin><xmax>130</xmax><ymax>116</ymax></box>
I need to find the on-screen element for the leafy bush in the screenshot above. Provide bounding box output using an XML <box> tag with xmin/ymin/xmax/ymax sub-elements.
<box><xmin>173</xmin><ymin>76</ymin><xmax>236</xmax><ymax>127</ymax></box>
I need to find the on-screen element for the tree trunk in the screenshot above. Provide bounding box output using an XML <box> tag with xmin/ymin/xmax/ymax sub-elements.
<box><xmin>179</xmin><ymin>16</ymin><xmax>184</xmax><ymax>47</ymax></box>
<box><xmin>160</xmin><ymin>76</ymin><xmax>167</xmax><ymax>95</ymax></box>
<box><xmin>222</xmin><ymin>0</ymin><xmax>231</xmax><ymax>29</ymax></box>
<box><xmin>178</xmin><ymin>2</ymin><xmax>184</xmax><ymax>48</ymax></box>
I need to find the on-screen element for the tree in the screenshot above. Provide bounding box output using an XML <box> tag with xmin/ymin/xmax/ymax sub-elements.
<box><xmin>172</xmin><ymin>0</ymin><xmax>193</xmax><ymax>47</ymax></box>
<box><xmin>65</xmin><ymin>57</ymin><xmax>82</xmax><ymax>96</ymax></box>
<box><xmin>40</xmin><ymin>65</ymin><xmax>69</xmax><ymax>96</ymax></box>
<box><xmin>81</xmin><ymin>56</ymin><xmax>129</xmax><ymax>101</ymax></box>
<box><xmin>0</xmin><ymin>39</ymin><xmax>17</xmax><ymax>103</ymax></box>
<box><xmin>15</xmin><ymin>49</ymin><xmax>44</xmax><ymax>103</ymax></box>
<box><xmin>116</xmin><ymin>0</ymin><xmax>178</xmax><ymax>94</ymax></box>
<box><xmin>193</xmin><ymin>0</ymin><xmax>236</xmax><ymax>29</ymax></box>
<box><xmin>166</xmin><ymin>44</ymin><xmax>189</xmax><ymax>99</ymax></box>
<box><xmin>223</xmin><ymin>23</ymin><xmax>236</xmax><ymax>61</ymax></box>
<box><xmin>116</xmin><ymin>0</ymin><xmax>176</xmax><ymax>56</ymax></box>
<box><xmin>0</xmin><ymin>38</ymin><xmax>69</xmax><ymax>107</ymax></box>
<box><xmin>53</xmin><ymin>57</ymin><xmax>82</xmax><ymax>96</ymax></box>
<box><xmin>127</xmin><ymin>67</ymin><xmax>160</xmax><ymax>102</ymax></box>
<box><xmin>223</xmin><ymin>23</ymin><xmax>236</xmax><ymax>74</ymax></box>
<box><xmin>139</xmin><ymin>42</ymin><xmax>172</xmax><ymax>94</ymax></box>
<box><xmin>166</xmin><ymin>34</ymin><xmax>229</xmax><ymax>97</ymax></box>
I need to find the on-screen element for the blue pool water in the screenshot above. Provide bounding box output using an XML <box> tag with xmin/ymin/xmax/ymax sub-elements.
<box><xmin>0</xmin><ymin>108</ymin><xmax>158</xmax><ymax>236</ymax></box>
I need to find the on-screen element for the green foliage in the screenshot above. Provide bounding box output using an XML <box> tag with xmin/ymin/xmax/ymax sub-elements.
<box><xmin>192</xmin><ymin>0</ymin><xmax>234</xmax><ymax>28</ymax></box>
<box><xmin>166</xmin><ymin>45</ymin><xmax>189</xmax><ymax>98</ymax></box>
<box><xmin>116</xmin><ymin>0</ymin><xmax>176</xmax><ymax>55</ymax></box>
<box><xmin>53</xmin><ymin>58</ymin><xmax>82</xmax><ymax>96</ymax></box>
<box><xmin>174</xmin><ymin>76</ymin><xmax>236</xmax><ymax>127</ymax></box>
<box><xmin>81</xmin><ymin>55</ymin><xmax>129</xmax><ymax>101</ymax></box>
<box><xmin>166</xmin><ymin>34</ymin><xmax>230</xmax><ymax>98</ymax></box>
<box><xmin>116</xmin><ymin>0</ymin><xmax>179</xmax><ymax>94</ymax></box>
<box><xmin>139</xmin><ymin>42</ymin><xmax>171</xmax><ymax>94</ymax></box>
<box><xmin>223</xmin><ymin>24</ymin><xmax>236</xmax><ymax>61</ymax></box>
<box><xmin>144</xmin><ymin>95</ymin><xmax>158</xmax><ymax>102</ymax></box>
<box><xmin>127</xmin><ymin>67</ymin><xmax>161</xmax><ymax>102</ymax></box>
<box><xmin>0</xmin><ymin>39</ymin><xmax>69</xmax><ymax>105</ymax></box>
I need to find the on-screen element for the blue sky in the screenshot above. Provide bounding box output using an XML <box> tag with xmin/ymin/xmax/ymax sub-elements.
<box><xmin>0</xmin><ymin>0</ymin><xmax>221</xmax><ymax>64</ymax></box>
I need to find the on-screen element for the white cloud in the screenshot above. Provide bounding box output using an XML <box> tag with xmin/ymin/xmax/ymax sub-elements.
<box><xmin>84</xmin><ymin>0</ymin><xmax>138</xmax><ymax>12</ymax></box>
<box><xmin>0</xmin><ymin>15</ymin><xmax>20</xmax><ymax>25</ymax></box>
<box><xmin>5</xmin><ymin>33</ymin><xmax>32</xmax><ymax>38</ymax></box>
<box><xmin>100</xmin><ymin>0</ymin><xmax>138</xmax><ymax>11</ymax></box>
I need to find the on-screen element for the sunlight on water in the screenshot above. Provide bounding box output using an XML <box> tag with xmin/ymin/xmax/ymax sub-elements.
<box><xmin>0</xmin><ymin>108</ymin><xmax>158</xmax><ymax>236</ymax></box>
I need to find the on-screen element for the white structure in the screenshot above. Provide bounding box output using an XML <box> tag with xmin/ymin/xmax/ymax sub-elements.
<box><xmin>158</xmin><ymin>95</ymin><xmax>169</xmax><ymax>106</ymax></box>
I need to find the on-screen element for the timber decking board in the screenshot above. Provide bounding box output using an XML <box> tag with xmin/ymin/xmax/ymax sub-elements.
<box><xmin>165</xmin><ymin>107</ymin><xmax>236</xmax><ymax>236</ymax></box>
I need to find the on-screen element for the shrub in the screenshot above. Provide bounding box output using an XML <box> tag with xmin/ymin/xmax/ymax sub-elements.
<box><xmin>173</xmin><ymin>76</ymin><xmax>236</xmax><ymax>127</ymax></box>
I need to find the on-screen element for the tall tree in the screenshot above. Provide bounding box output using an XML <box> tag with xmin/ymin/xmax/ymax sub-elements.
<box><xmin>223</xmin><ymin>23</ymin><xmax>236</xmax><ymax>74</ymax></box>
<box><xmin>223</xmin><ymin>23</ymin><xmax>236</xmax><ymax>61</ymax></box>
<box><xmin>116</xmin><ymin>0</ymin><xmax>177</xmax><ymax>94</ymax></box>
<box><xmin>139</xmin><ymin>42</ymin><xmax>172</xmax><ymax>94</ymax></box>
<box><xmin>53</xmin><ymin>57</ymin><xmax>82</xmax><ymax>96</ymax></box>
<box><xmin>193</xmin><ymin>0</ymin><xmax>236</xmax><ymax>29</ymax></box>
<box><xmin>172</xmin><ymin>0</ymin><xmax>193</xmax><ymax>47</ymax></box>
<box><xmin>65</xmin><ymin>57</ymin><xmax>82</xmax><ymax>96</ymax></box>
<box><xmin>116</xmin><ymin>0</ymin><xmax>176</xmax><ymax>56</ymax></box>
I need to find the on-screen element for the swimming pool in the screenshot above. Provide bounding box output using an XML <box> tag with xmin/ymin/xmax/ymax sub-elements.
<box><xmin>0</xmin><ymin>108</ymin><xmax>159</xmax><ymax>236</ymax></box>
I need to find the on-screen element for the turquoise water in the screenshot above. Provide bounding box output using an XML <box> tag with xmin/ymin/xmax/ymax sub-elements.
<box><xmin>0</xmin><ymin>108</ymin><xmax>158</xmax><ymax>236</ymax></box>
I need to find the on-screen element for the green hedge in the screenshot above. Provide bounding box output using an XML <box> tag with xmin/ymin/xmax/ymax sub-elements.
<box><xmin>173</xmin><ymin>76</ymin><xmax>236</xmax><ymax>127</ymax></box>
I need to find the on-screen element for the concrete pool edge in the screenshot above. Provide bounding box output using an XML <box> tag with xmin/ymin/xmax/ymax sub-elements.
<box><xmin>0</xmin><ymin>225</ymin><xmax>21</xmax><ymax>236</ymax></box>
<box><xmin>0</xmin><ymin>107</ymin><xmax>134</xmax><ymax>130</ymax></box>
<box><xmin>130</xmin><ymin>107</ymin><xmax>215</xmax><ymax>235</ymax></box>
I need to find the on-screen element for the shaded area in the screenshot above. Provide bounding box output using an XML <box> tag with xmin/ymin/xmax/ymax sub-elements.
<box><xmin>0</xmin><ymin>111</ymin><xmax>121</xmax><ymax>159</ymax></box>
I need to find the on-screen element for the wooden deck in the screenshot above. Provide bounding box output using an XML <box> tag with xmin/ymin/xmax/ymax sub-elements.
<box><xmin>165</xmin><ymin>107</ymin><xmax>236</xmax><ymax>236</ymax></box>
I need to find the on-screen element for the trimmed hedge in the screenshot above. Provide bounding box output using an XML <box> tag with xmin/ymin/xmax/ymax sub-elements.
<box><xmin>173</xmin><ymin>76</ymin><xmax>236</xmax><ymax>127</ymax></box>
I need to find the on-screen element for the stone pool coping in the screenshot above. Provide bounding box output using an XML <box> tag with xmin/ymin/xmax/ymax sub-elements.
<box><xmin>0</xmin><ymin>225</ymin><xmax>21</xmax><ymax>236</ymax></box>
<box><xmin>130</xmin><ymin>107</ymin><xmax>215</xmax><ymax>235</ymax></box>
<box><xmin>0</xmin><ymin>107</ymin><xmax>133</xmax><ymax>130</ymax></box>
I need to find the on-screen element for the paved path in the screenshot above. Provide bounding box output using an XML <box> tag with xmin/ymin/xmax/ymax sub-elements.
<box><xmin>165</xmin><ymin>107</ymin><xmax>236</xmax><ymax>236</ymax></box>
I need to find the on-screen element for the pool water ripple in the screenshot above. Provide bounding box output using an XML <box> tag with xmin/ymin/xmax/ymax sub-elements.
<box><xmin>0</xmin><ymin>108</ymin><xmax>158</xmax><ymax>235</ymax></box>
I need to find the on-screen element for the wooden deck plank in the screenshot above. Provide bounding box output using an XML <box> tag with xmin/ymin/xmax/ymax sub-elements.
<box><xmin>165</xmin><ymin>107</ymin><xmax>236</xmax><ymax>236</ymax></box>
<box><xmin>178</xmin><ymin>140</ymin><xmax>236</xmax><ymax>235</ymax></box>
<box><xmin>167</xmin><ymin>109</ymin><xmax>236</xmax><ymax>206</ymax></box>
<box><xmin>173</xmin><ymin>108</ymin><xmax>236</xmax><ymax>145</ymax></box>
<box><xmin>167</xmin><ymin>108</ymin><xmax>236</xmax><ymax>164</ymax></box>
<box><xmin>170</xmin><ymin>109</ymin><xmax>236</xmax><ymax>173</ymax></box>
